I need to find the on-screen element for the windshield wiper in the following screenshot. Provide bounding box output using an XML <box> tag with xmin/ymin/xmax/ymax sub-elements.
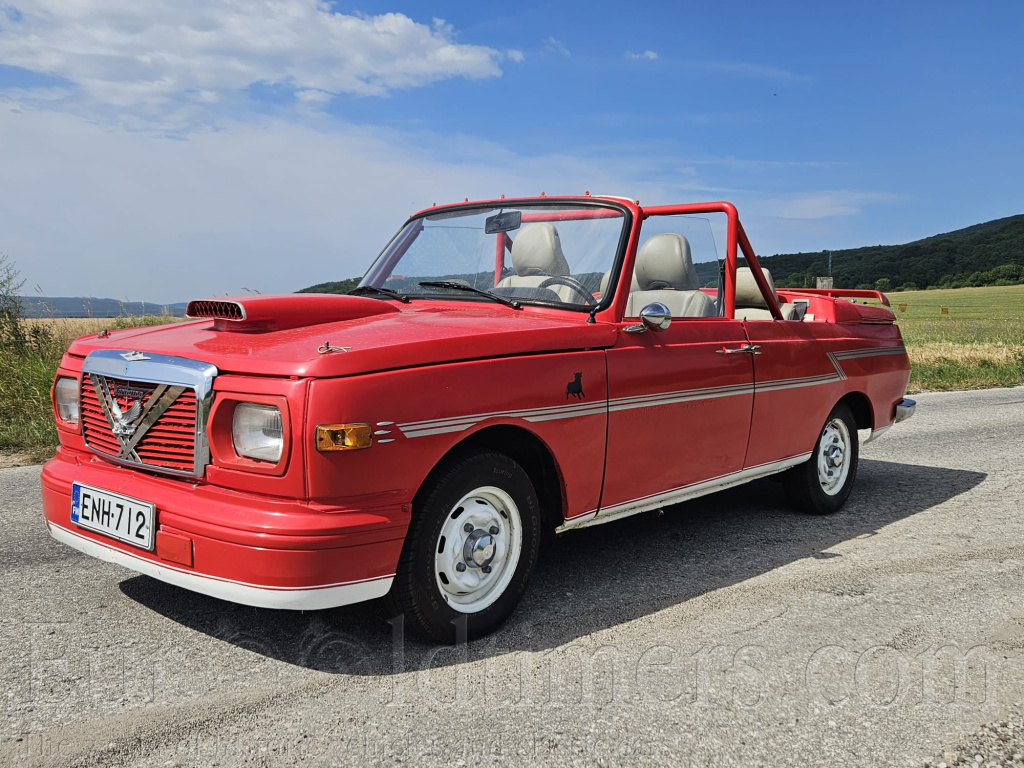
<box><xmin>348</xmin><ymin>285</ymin><xmax>410</xmax><ymax>303</ymax></box>
<box><xmin>417</xmin><ymin>281</ymin><xmax>521</xmax><ymax>309</ymax></box>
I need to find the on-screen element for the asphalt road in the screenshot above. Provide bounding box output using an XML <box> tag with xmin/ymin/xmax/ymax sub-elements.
<box><xmin>3</xmin><ymin>387</ymin><xmax>1024</xmax><ymax>768</ymax></box>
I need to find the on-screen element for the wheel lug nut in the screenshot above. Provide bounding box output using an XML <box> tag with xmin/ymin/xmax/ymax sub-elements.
<box><xmin>455</xmin><ymin>562</ymin><xmax>467</xmax><ymax>572</ymax></box>
<box><xmin>482</xmin><ymin>565</ymin><xmax>492</xmax><ymax>574</ymax></box>
<box><xmin>463</xmin><ymin>523</ymin><xmax>474</xmax><ymax>533</ymax></box>
<box><xmin>489</xmin><ymin>526</ymin><xmax>499</xmax><ymax>535</ymax></box>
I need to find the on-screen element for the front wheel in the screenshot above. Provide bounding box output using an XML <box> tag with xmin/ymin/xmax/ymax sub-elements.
<box><xmin>783</xmin><ymin>402</ymin><xmax>859</xmax><ymax>515</ymax></box>
<box><xmin>385</xmin><ymin>450</ymin><xmax>541</xmax><ymax>643</ymax></box>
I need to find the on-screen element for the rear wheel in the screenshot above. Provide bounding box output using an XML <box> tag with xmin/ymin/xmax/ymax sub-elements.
<box><xmin>385</xmin><ymin>450</ymin><xmax>541</xmax><ymax>643</ymax></box>
<box><xmin>784</xmin><ymin>402</ymin><xmax>859</xmax><ymax>515</ymax></box>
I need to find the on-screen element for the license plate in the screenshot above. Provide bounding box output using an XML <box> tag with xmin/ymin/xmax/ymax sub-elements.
<box><xmin>71</xmin><ymin>483</ymin><xmax>155</xmax><ymax>550</ymax></box>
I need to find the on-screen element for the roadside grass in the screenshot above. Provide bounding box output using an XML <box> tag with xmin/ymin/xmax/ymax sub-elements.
<box><xmin>1</xmin><ymin>314</ymin><xmax>180</xmax><ymax>461</ymax></box>
<box><xmin>0</xmin><ymin>349</ymin><xmax>62</xmax><ymax>461</ymax></box>
<box><xmin>887</xmin><ymin>284</ymin><xmax>1024</xmax><ymax>392</ymax></box>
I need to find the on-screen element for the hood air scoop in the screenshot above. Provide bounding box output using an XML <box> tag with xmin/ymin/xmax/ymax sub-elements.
<box><xmin>186</xmin><ymin>294</ymin><xmax>400</xmax><ymax>332</ymax></box>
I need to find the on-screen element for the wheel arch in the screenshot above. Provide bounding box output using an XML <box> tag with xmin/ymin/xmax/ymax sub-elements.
<box><xmin>837</xmin><ymin>390</ymin><xmax>873</xmax><ymax>430</ymax></box>
<box><xmin>419</xmin><ymin>424</ymin><xmax>567</xmax><ymax>534</ymax></box>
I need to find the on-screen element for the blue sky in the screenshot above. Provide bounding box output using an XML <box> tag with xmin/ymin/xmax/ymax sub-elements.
<box><xmin>0</xmin><ymin>1</ymin><xmax>1022</xmax><ymax>302</ymax></box>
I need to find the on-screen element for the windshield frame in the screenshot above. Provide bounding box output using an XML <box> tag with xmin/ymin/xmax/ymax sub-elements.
<box><xmin>358</xmin><ymin>197</ymin><xmax>635</xmax><ymax>314</ymax></box>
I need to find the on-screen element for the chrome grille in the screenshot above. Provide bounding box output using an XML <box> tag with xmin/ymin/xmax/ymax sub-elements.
<box><xmin>80</xmin><ymin>350</ymin><xmax>218</xmax><ymax>478</ymax></box>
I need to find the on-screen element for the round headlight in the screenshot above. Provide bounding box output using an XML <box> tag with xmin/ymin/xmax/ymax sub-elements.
<box><xmin>53</xmin><ymin>376</ymin><xmax>80</xmax><ymax>424</ymax></box>
<box><xmin>232</xmin><ymin>403</ymin><xmax>283</xmax><ymax>462</ymax></box>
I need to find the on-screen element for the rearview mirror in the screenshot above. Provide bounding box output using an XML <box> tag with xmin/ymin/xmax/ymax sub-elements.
<box><xmin>484</xmin><ymin>211</ymin><xmax>522</xmax><ymax>234</ymax></box>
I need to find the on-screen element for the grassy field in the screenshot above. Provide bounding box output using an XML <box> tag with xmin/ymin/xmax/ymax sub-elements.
<box><xmin>885</xmin><ymin>284</ymin><xmax>1024</xmax><ymax>392</ymax></box>
<box><xmin>1</xmin><ymin>315</ymin><xmax>180</xmax><ymax>461</ymax></box>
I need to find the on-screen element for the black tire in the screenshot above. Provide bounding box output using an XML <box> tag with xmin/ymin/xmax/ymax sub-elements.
<box><xmin>783</xmin><ymin>402</ymin><xmax>859</xmax><ymax>515</ymax></box>
<box><xmin>384</xmin><ymin>449</ymin><xmax>541</xmax><ymax>643</ymax></box>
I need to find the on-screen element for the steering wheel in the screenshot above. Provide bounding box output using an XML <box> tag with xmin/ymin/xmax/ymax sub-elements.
<box><xmin>537</xmin><ymin>276</ymin><xmax>597</xmax><ymax>306</ymax></box>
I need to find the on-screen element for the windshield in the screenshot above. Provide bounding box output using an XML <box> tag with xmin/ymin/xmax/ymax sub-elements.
<box><xmin>359</xmin><ymin>202</ymin><xmax>629</xmax><ymax>310</ymax></box>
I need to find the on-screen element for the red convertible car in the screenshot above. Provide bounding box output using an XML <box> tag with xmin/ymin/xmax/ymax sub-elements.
<box><xmin>42</xmin><ymin>196</ymin><xmax>914</xmax><ymax>642</ymax></box>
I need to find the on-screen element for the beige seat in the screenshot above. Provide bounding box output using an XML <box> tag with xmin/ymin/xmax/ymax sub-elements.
<box><xmin>598</xmin><ymin>268</ymin><xmax>638</xmax><ymax>300</ymax></box>
<box><xmin>734</xmin><ymin>267</ymin><xmax>796</xmax><ymax>320</ymax></box>
<box><xmin>496</xmin><ymin>223</ymin><xmax>581</xmax><ymax>303</ymax></box>
<box><xmin>625</xmin><ymin>234</ymin><xmax>717</xmax><ymax>318</ymax></box>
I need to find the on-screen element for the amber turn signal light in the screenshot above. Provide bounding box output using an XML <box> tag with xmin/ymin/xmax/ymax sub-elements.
<box><xmin>315</xmin><ymin>424</ymin><xmax>373</xmax><ymax>452</ymax></box>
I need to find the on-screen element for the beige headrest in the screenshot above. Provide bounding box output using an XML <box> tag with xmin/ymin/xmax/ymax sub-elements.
<box><xmin>510</xmin><ymin>223</ymin><xmax>570</xmax><ymax>277</ymax></box>
<box><xmin>634</xmin><ymin>234</ymin><xmax>699</xmax><ymax>291</ymax></box>
<box><xmin>735</xmin><ymin>266</ymin><xmax>778</xmax><ymax>307</ymax></box>
<box><xmin>599</xmin><ymin>268</ymin><xmax>640</xmax><ymax>296</ymax></box>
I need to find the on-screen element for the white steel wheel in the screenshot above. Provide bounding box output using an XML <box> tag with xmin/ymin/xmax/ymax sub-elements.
<box><xmin>784</xmin><ymin>402</ymin><xmax>859</xmax><ymax>515</ymax></box>
<box><xmin>816</xmin><ymin>417</ymin><xmax>852</xmax><ymax>496</ymax></box>
<box><xmin>433</xmin><ymin>486</ymin><xmax>523</xmax><ymax>614</ymax></box>
<box><xmin>384</xmin><ymin>449</ymin><xmax>542</xmax><ymax>643</ymax></box>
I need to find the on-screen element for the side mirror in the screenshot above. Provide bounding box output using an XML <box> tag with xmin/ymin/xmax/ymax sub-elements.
<box><xmin>625</xmin><ymin>302</ymin><xmax>672</xmax><ymax>333</ymax></box>
<box><xmin>640</xmin><ymin>302</ymin><xmax>672</xmax><ymax>331</ymax></box>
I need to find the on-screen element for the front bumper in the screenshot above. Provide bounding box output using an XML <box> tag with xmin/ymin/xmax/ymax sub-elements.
<box><xmin>41</xmin><ymin>448</ymin><xmax>407</xmax><ymax>610</ymax></box>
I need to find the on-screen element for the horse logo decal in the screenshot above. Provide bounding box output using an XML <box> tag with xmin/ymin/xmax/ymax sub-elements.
<box><xmin>565</xmin><ymin>372</ymin><xmax>585</xmax><ymax>400</ymax></box>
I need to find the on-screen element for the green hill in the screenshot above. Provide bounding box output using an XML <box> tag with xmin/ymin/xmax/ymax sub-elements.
<box><xmin>748</xmin><ymin>213</ymin><xmax>1024</xmax><ymax>291</ymax></box>
<box><xmin>300</xmin><ymin>213</ymin><xmax>1024</xmax><ymax>295</ymax></box>
<box><xmin>20</xmin><ymin>296</ymin><xmax>189</xmax><ymax>318</ymax></box>
<box><xmin>297</xmin><ymin>278</ymin><xmax>361</xmax><ymax>295</ymax></box>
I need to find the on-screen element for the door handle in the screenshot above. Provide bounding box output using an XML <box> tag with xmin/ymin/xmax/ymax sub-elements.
<box><xmin>716</xmin><ymin>344</ymin><xmax>761</xmax><ymax>355</ymax></box>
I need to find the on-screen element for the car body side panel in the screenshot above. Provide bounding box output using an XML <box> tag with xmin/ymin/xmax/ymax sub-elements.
<box><xmin>305</xmin><ymin>351</ymin><xmax>609</xmax><ymax>521</ymax></box>
<box><xmin>741</xmin><ymin>319</ymin><xmax>911</xmax><ymax>468</ymax></box>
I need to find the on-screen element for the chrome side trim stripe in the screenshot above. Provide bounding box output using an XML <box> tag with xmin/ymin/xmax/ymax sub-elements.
<box><xmin>827</xmin><ymin>344</ymin><xmax>905</xmax><ymax>382</ymax></box>
<box><xmin>754</xmin><ymin>372</ymin><xmax>841</xmax><ymax>392</ymax></box>
<box><xmin>397</xmin><ymin>344</ymin><xmax>907</xmax><ymax>439</ymax></box>
<box><xmin>557</xmin><ymin>452</ymin><xmax>813</xmax><ymax>533</ymax></box>
<box><xmin>398</xmin><ymin>382</ymin><xmax>756</xmax><ymax>437</ymax></box>
<box><xmin>398</xmin><ymin>400</ymin><xmax>606</xmax><ymax>437</ymax></box>
<box><xmin>524</xmin><ymin>405</ymin><xmax>610</xmax><ymax>422</ymax></box>
<box><xmin>826</xmin><ymin>352</ymin><xmax>849</xmax><ymax>380</ymax></box>
<box><xmin>607</xmin><ymin>382</ymin><xmax>754</xmax><ymax>412</ymax></box>
<box><xmin>831</xmin><ymin>345</ymin><xmax>906</xmax><ymax>360</ymax></box>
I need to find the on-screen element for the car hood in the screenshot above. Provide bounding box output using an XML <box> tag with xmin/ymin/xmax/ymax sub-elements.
<box><xmin>67</xmin><ymin>294</ymin><xmax>618</xmax><ymax>378</ymax></box>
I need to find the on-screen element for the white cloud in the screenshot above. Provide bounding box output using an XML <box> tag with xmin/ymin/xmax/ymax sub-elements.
<box><xmin>757</xmin><ymin>191</ymin><xmax>898</xmax><ymax>220</ymax></box>
<box><xmin>691</xmin><ymin>156</ymin><xmax>847</xmax><ymax>172</ymax></box>
<box><xmin>626</xmin><ymin>50</ymin><xmax>658</xmax><ymax>60</ymax></box>
<box><xmin>695</xmin><ymin>61</ymin><xmax>812</xmax><ymax>83</ymax></box>
<box><xmin>544</xmin><ymin>37</ymin><xmax>570</xmax><ymax>57</ymax></box>
<box><xmin>295</xmin><ymin>89</ymin><xmax>332</xmax><ymax>104</ymax></box>
<box><xmin>0</xmin><ymin>105</ymin><xmax>681</xmax><ymax>302</ymax></box>
<box><xmin>506</xmin><ymin>49</ymin><xmax>525</xmax><ymax>64</ymax></box>
<box><xmin>0</xmin><ymin>2</ymin><xmax>505</xmax><ymax>116</ymax></box>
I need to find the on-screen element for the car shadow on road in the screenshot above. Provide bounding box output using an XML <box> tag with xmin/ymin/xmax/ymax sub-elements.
<box><xmin>119</xmin><ymin>458</ymin><xmax>985</xmax><ymax>674</ymax></box>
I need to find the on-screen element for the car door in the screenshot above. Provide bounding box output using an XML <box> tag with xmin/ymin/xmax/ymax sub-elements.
<box><xmin>596</xmin><ymin>211</ymin><xmax>755</xmax><ymax>523</ymax></box>
<box><xmin>599</xmin><ymin>320</ymin><xmax>755</xmax><ymax>521</ymax></box>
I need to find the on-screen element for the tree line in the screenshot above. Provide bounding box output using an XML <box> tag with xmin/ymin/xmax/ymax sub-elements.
<box><xmin>762</xmin><ymin>213</ymin><xmax>1024</xmax><ymax>291</ymax></box>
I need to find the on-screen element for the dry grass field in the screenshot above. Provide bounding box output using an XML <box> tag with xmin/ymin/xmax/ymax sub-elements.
<box><xmin>1</xmin><ymin>315</ymin><xmax>183</xmax><ymax>461</ymax></box>
<box><xmin>24</xmin><ymin>315</ymin><xmax>184</xmax><ymax>346</ymax></box>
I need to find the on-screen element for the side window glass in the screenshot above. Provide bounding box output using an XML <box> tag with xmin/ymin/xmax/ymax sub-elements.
<box><xmin>624</xmin><ymin>215</ymin><xmax>722</xmax><ymax>319</ymax></box>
